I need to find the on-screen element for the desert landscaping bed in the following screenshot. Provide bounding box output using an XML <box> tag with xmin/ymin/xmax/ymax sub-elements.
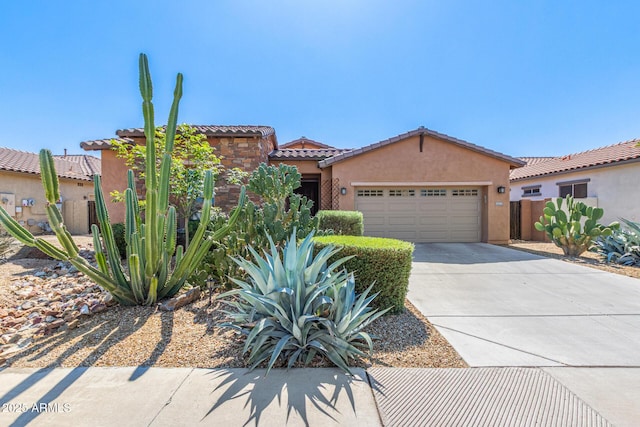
<box><xmin>0</xmin><ymin>238</ymin><xmax>465</xmax><ymax>369</ymax></box>
<box><xmin>507</xmin><ymin>240</ymin><xmax>640</xmax><ymax>279</ymax></box>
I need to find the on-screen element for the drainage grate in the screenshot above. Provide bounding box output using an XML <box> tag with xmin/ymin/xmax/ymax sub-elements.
<box><xmin>367</xmin><ymin>368</ymin><xmax>612</xmax><ymax>427</ymax></box>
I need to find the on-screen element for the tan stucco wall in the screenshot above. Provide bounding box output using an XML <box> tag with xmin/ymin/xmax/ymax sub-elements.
<box><xmin>100</xmin><ymin>149</ymin><xmax>130</xmax><ymax>225</ymax></box>
<box><xmin>328</xmin><ymin>134</ymin><xmax>513</xmax><ymax>244</ymax></box>
<box><xmin>0</xmin><ymin>170</ymin><xmax>94</xmax><ymax>235</ymax></box>
<box><xmin>510</xmin><ymin>162</ymin><xmax>640</xmax><ymax>225</ymax></box>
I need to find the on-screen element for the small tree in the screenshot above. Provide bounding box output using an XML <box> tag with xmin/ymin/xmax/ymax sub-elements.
<box><xmin>111</xmin><ymin>125</ymin><xmax>245</xmax><ymax>247</ymax></box>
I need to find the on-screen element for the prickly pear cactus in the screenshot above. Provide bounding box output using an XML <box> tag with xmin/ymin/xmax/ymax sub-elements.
<box><xmin>534</xmin><ymin>195</ymin><xmax>618</xmax><ymax>256</ymax></box>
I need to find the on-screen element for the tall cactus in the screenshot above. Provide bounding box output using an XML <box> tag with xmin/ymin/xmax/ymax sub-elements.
<box><xmin>534</xmin><ymin>195</ymin><xmax>618</xmax><ymax>256</ymax></box>
<box><xmin>0</xmin><ymin>53</ymin><xmax>246</xmax><ymax>305</ymax></box>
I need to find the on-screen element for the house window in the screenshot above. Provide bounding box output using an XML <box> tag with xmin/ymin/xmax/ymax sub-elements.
<box><xmin>522</xmin><ymin>185</ymin><xmax>541</xmax><ymax>197</ymax></box>
<box><xmin>451</xmin><ymin>189</ymin><xmax>479</xmax><ymax>197</ymax></box>
<box><xmin>557</xmin><ymin>179</ymin><xmax>589</xmax><ymax>198</ymax></box>
<box><xmin>389</xmin><ymin>189</ymin><xmax>415</xmax><ymax>197</ymax></box>
<box><xmin>357</xmin><ymin>189</ymin><xmax>384</xmax><ymax>197</ymax></box>
<box><xmin>421</xmin><ymin>189</ymin><xmax>447</xmax><ymax>197</ymax></box>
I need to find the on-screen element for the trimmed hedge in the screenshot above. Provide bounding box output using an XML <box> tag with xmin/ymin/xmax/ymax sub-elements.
<box><xmin>313</xmin><ymin>235</ymin><xmax>413</xmax><ymax>314</ymax></box>
<box><xmin>111</xmin><ymin>223</ymin><xmax>126</xmax><ymax>259</ymax></box>
<box><xmin>317</xmin><ymin>210</ymin><xmax>364</xmax><ymax>236</ymax></box>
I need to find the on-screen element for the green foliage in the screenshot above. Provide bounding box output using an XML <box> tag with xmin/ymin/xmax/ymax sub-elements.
<box><xmin>593</xmin><ymin>218</ymin><xmax>640</xmax><ymax>266</ymax></box>
<box><xmin>317</xmin><ymin>210</ymin><xmax>363</xmax><ymax>236</ymax></box>
<box><xmin>110</xmin><ymin>124</ymin><xmax>247</xmax><ymax>247</ymax></box>
<box><xmin>312</xmin><ymin>236</ymin><xmax>414</xmax><ymax>314</ymax></box>
<box><xmin>534</xmin><ymin>195</ymin><xmax>618</xmax><ymax>256</ymax></box>
<box><xmin>0</xmin><ymin>53</ymin><xmax>246</xmax><ymax>306</ymax></box>
<box><xmin>193</xmin><ymin>163</ymin><xmax>319</xmax><ymax>289</ymax></box>
<box><xmin>218</xmin><ymin>231</ymin><xmax>388</xmax><ymax>375</ymax></box>
<box><xmin>111</xmin><ymin>223</ymin><xmax>126</xmax><ymax>259</ymax></box>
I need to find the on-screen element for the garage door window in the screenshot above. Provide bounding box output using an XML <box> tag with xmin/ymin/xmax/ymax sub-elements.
<box><xmin>421</xmin><ymin>189</ymin><xmax>447</xmax><ymax>197</ymax></box>
<box><xmin>389</xmin><ymin>189</ymin><xmax>415</xmax><ymax>197</ymax></box>
<box><xmin>357</xmin><ymin>189</ymin><xmax>384</xmax><ymax>197</ymax></box>
<box><xmin>452</xmin><ymin>189</ymin><xmax>479</xmax><ymax>197</ymax></box>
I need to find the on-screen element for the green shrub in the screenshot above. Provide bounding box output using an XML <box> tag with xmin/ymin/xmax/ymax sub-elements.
<box><xmin>312</xmin><ymin>236</ymin><xmax>413</xmax><ymax>314</ymax></box>
<box><xmin>218</xmin><ymin>231</ymin><xmax>388</xmax><ymax>375</ymax></box>
<box><xmin>317</xmin><ymin>210</ymin><xmax>363</xmax><ymax>236</ymax></box>
<box><xmin>191</xmin><ymin>164</ymin><xmax>319</xmax><ymax>289</ymax></box>
<box><xmin>111</xmin><ymin>223</ymin><xmax>126</xmax><ymax>259</ymax></box>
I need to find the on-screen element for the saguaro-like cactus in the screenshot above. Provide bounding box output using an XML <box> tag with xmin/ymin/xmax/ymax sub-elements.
<box><xmin>0</xmin><ymin>54</ymin><xmax>246</xmax><ymax>305</ymax></box>
<box><xmin>534</xmin><ymin>195</ymin><xmax>617</xmax><ymax>256</ymax></box>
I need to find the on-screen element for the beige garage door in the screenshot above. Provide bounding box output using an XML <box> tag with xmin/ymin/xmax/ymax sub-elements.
<box><xmin>355</xmin><ymin>187</ymin><xmax>481</xmax><ymax>242</ymax></box>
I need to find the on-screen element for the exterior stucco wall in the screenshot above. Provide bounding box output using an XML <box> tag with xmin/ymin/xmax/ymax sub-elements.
<box><xmin>510</xmin><ymin>162</ymin><xmax>640</xmax><ymax>224</ymax></box>
<box><xmin>0</xmin><ymin>170</ymin><xmax>94</xmax><ymax>235</ymax></box>
<box><xmin>328</xmin><ymin>134</ymin><xmax>513</xmax><ymax>244</ymax></box>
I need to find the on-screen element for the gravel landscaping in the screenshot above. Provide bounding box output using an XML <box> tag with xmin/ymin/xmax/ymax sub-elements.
<box><xmin>0</xmin><ymin>236</ymin><xmax>466</xmax><ymax>369</ymax></box>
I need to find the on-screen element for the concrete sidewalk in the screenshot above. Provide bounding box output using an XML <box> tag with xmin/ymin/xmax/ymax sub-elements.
<box><xmin>0</xmin><ymin>366</ymin><xmax>627</xmax><ymax>426</ymax></box>
<box><xmin>0</xmin><ymin>367</ymin><xmax>381</xmax><ymax>426</ymax></box>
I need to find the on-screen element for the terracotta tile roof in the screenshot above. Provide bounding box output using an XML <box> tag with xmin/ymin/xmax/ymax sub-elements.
<box><xmin>0</xmin><ymin>147</ymin><xmax>100</xmax><ymax>181</ymax></box>
<box><xmin>80</xmin><ymin>137</ymin><xmax>133</xmax><ymax>151</ymax></box>
<box><xmin>318</xmin><ymin>126</ymin><xmax>526</xmax><ymax>169</ymax></box>
<box><xmin>269</xmin><ymin>148</ymin><xmax>351</xmax><ymax>160</ymax></box>
<box><xmin>518</xmin><ymin>157</ymin><xmax>556</xmax><ymax>166</ymax></box>
<box><xmin>510</xmin><ymin>139</ymin><xmax>640</xmax><ymax>181</ymax></box>
<box><xmin>116</xmin><ymin>125</ymin><xmax>275</xmax><ymax>138</ymax></box>
<box><xmin>280</xmin><ymin>137</ymin><xmax>335</xmax><ymax>149</ymax></box>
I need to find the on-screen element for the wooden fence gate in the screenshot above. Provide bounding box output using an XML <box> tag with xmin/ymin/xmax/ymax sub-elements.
<box><xmin>510</xmin><ymin>201</ymin><xmax>521</xmax><ymax>240</ymax></box>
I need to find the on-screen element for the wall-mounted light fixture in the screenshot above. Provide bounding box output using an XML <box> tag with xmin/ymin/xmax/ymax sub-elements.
<box><xmin>340</xmin><ymin>187</ymin><xmax>347</xmax><ymax>195</ymax></box>
<box><xmin>497</xmin><ymin>186</ymin><xmax>506</xmax><ymax>194</ymax></box>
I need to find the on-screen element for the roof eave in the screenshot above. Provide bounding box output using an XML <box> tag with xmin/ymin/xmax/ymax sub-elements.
<box><xmin>510</xmin><ymin>157</ymin><xmax>640</xmax><ymax>182</ymax></box>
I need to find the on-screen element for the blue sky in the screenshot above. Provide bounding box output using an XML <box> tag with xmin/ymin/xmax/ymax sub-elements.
<box><xmin>1</xmin><ymin>1</ymin><xmax>639</xmax><ymax>157</ymax></box>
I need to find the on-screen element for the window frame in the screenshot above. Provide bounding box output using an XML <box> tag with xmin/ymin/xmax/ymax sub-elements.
<box><xmin>556</xmin><ymin>179</ymin><xmax>590</xmax><ymax>198</ymax></box>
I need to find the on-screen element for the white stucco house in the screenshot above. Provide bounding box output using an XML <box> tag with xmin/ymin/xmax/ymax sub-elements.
<box><xmin>510</xmin><ymin>139</ymin><xmax>640</xmax><ymax>225</ymax></box>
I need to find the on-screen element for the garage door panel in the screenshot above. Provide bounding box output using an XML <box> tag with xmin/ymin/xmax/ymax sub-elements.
<box><xmin>419</xmin><ymin>215</ymin><xmax>448</xmax><ymax>226</ymax></box>
<box><xmin>356</xmin><ymin>187</ymin><xmax>481</xmax><ymax>243</ymax></box>
<box><xmin>389</xmin><ymin>216</ymin><xmax>417</xmax><ymax>226</ymax></box>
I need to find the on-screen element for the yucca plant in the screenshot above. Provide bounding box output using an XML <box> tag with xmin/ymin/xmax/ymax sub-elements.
<box><xmin>218</xmin><ymin>230</ymin><xmax>388</xmax><ymax>375</ymax></box>
<box><xmin>0</xmin><ymin>54</ymin><xmax>246</xmax><ymax>305</ymax></box>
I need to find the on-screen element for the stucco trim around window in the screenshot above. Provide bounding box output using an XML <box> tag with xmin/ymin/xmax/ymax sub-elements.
<box><xmin>555</xmin><ymin>178</ymin><xmax>591</xmax><ymax>186</ymax></box>
<box><xmin>350</xmin><ymin>181</ymin><xmax>493</xmax><ymax>186</ymax></box>
<box><xmin>521</xmin><ymin>184</ymin><xmax>541</xmax><ymax>197</ymax></box>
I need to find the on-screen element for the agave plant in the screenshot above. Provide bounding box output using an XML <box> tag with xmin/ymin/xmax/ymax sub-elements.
<box><xmin>593</xmin><ymin>218</ymin><xmax>640</xmax><ymax>266</ymax></box>
<box><xmin>218</xmin><ymin>230</ymin><xmax>388</xmax><ymax>375</ymax></box>
<box><xmin>0</xmin><ymin>54</ymin><xmax>246</xmax><ymax>305</ymax></box>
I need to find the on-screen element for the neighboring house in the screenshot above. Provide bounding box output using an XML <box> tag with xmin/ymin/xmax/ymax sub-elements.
<box><xmin>83</xmin><ymin>126</ymin><xmax>524</xmax><ymax>244</ymax></box>
<box><xmin>0</xmin><ymin>147</ymin><xmax>100</xmax><ymax>234</ymax></box>
<box><xmin>510</xmin><ymin>139</ymin><xmax>640</xmax><ymax>238</ymax></box>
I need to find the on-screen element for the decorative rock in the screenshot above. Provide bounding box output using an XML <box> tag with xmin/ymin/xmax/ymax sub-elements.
<box><xmin>90</xmin><ymin>303</ymin><xmax>107</xmax><ymax>314</ymax></box>
<box><xmin>20</xmin><ymin>301</ymin><xmax>34</xmax><ymax>310</ymax></box>
<box><xmin>159</xmin><ymin>288</ymin><xmax>201</xmax><ymax>311</ymax></box>
<box><xmin>79</xmin><ymin>305</ymin><xmax>90</xmax><ymax>315</ymax></box>
<box><xmin>34</xmin><ymin>271</ymin><xmax>47</xmax><ymax>277</ymax></box>
<box><xmin>44</xmin><ymin>319</ymin><xmax>65</xmax><ymax>330</ymax></box>
<box><xmin>45</xmin><ymin>315</ymin><xmax>57</xmax><ymax>323</ymax></box>
<box><xmin>102</xmin><ymin>293</ymin><xmax>115</xmax><ymax>306</ymax></box>
<box><xmin>1</xmin><ymin>333</ymin><xmax>20</xmax><ymax>344</ymax></box>
<box><xmin>68</xmin><ymin>265</ymin><xmax>78</xmax><ymax>274</ymax></box>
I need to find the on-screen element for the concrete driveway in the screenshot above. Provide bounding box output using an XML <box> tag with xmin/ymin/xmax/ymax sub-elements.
<box><xmin>407</xmin><ymin>243</ymin><xmax>640</xmax><ymax>426</ymax></box>
<box><xmin>408</xmin><ymin>243</ymin><xmax>640</xmax><ymax>367</ymax></box>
